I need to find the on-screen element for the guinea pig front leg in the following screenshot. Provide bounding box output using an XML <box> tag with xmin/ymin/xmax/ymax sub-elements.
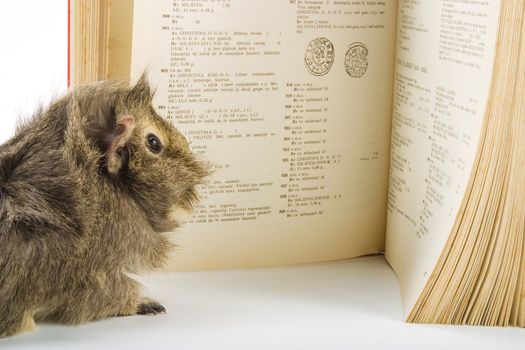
<box><xmin>47</xmin><ymin>272</ymin><xmax>164</xmax><ymax>324</ymax></box>
<box><xmin>136</xmin><ymin>297</ymin><xmax>166</xmax><ymax>315</ymax></box>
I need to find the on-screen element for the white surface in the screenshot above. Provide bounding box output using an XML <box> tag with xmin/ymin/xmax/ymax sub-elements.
<box><xmin>0</xmin><ymin>0</ymin><xmax>67</xmax><ymax>143</ymax></box>
<box><xmin>1</xmin><ymin>256</ymin><xmax>524</xmax><ymax>350</ymax></box>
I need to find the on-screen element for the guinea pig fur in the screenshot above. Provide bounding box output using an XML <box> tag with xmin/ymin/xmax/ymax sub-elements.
<box><xmin>0</xmin><ymin>75</ymin><xmax>208</xmax><ymax>338</ymax></box>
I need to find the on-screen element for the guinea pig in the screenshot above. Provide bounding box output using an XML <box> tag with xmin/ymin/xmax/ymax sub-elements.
<box><xmin>0</xmin><ymin>74</ymin><xmax>209</xmax><ymax>338</ymax></box>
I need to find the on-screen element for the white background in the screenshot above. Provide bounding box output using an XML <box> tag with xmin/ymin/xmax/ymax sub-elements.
<box><xmin>0</xmin><ymin>0</ymin><xmax>67</xmax><ymax>143</ymax></box>
<box><xmin>1</xmin><ymin>2</ymin><xmax>525</xmax><ymax>349</ymax></box>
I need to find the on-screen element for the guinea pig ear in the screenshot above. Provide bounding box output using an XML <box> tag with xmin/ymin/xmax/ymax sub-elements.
<box><xmin>106</xmin><ymin>115</ymin><xmax>135</xmax><ymax>174</ymax></box>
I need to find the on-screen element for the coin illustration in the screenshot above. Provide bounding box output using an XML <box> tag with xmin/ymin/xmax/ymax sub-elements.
<box><xmin>345</xmin><ymin>42</ymin><xmax>368</xmax><ymax>78</ymax></box>
<box><xmin>304</xmin><ymin>37</ymin><xmax>335</xmax><ymax>76</ymax></box>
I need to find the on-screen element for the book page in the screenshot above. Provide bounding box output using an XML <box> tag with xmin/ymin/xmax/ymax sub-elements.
<box><xmin>130</xmin><ymin>0</ymin><xmax>397</xmax><ymax>271</ymax></box>
<box><xmin>385</xmin><ymin>0</ymin><xmax>501</xmax><ymax>314</ymax></box>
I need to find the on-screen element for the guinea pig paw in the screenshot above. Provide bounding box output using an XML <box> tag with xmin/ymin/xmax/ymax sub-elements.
<box><xmin>136</xmin><ymin>300</ymin><xmax>167</xmax><ymax>316</ymax></box>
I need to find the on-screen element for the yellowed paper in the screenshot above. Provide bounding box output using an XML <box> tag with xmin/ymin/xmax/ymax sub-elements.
<box><xmin>131</xmin><ymin>0</ymin><xmax>397</xmax><ymax>270</ymax></box>
<box><xmin>385</xmin><ymin>0</ymin><xmax>501</xmax><ymax>315</ymax></box>
<box><xmin>107</xmin><ymin>0</ymin><xmax>134</xmax><ymax>81</ymax></box>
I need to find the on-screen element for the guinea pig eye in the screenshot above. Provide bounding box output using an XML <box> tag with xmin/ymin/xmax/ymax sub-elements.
<box><xmin>146</xmin><ymin>134</ymin><xmax>163</xmax><ymax>154</ymax></box>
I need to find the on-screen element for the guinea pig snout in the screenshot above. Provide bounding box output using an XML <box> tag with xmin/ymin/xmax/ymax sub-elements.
<box><xmin>169</xmin><ymin>205</ymin><xmax>193</xmax><ymax>223</ymax></box>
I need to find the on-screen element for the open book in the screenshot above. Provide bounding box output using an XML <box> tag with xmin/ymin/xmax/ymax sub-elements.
<box><xmin>70</xmin><ymin>0</ymin><xmax>525</xmax><ymax>327</ymax></box>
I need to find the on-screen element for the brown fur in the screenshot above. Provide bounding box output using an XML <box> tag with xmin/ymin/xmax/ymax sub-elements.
<box><xmin>0</xmin><ymin>75</ymin><xmax>208</xmax><ymax>338</ymax></box>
